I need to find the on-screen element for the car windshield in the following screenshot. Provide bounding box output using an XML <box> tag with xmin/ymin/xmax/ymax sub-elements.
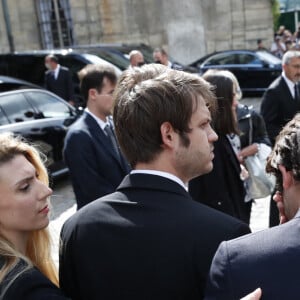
<box><xmin>256</xmin><ymin>51</ymin><xmax>282</xmax><ymax>65</ymax></box>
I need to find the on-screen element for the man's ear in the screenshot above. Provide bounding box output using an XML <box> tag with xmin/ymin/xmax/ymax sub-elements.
<box><xmin>160</xmin><ymin>122</ymin><xmax>175</xmax><ymax>148</ymax></box>
<box><xmin>89</xmin><ymin>88</ymin><xmax>97</xmax><ymax>100</ymax></box>
<box><xmin>279</xmin><ymin>164</ymin><xmax>294</xmax><ymax>190</ymax></box>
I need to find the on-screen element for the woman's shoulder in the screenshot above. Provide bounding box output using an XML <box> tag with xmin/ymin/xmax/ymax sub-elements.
<box><xmin>1</xmin><ymin>259</ymin><xmax>69</xmax><ymax>300</ymax></box>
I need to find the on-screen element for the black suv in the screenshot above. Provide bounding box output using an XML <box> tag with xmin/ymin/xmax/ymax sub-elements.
<box><xmin>0</xmin><ymin>88</ymin><xmax>82</xmax><ymax>179</ymax></box>
<box><xmin>0</xmin><ymin>50</ymin><xmax>122</xmax><ymax>105</ymax></box>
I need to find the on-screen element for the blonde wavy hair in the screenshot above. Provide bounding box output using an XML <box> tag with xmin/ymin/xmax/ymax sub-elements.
<box><xmin>0</xmin><ymin>132</ymin><xmax>58</xmax><ymax>286</ymax></box>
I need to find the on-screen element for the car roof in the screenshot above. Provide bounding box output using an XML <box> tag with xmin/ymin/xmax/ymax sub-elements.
<box><xmin>0</xmin><ymin>75</ymin><xmax>41</xmax><ymax>87</ymax></box>
<box><xmin>190</xmin><ymin>49</ymin><xmax>281</xmax><ymax>66</ymax></box>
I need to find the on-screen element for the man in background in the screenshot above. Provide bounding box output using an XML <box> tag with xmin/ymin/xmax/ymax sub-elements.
<box><xmin>153</xmin><ymin>47</ymin><xmax>182</xmax><ymax>70</ymax></box>
<box><xmin>63</xmin><ymin>64</ymin><xmax>130</xmax><ymax>209</ymax></box>
<box><xmin>260</xmin><ymin>50</ymin><xmax>300</xmax><ymax>226</ymax></box>
<box><xmin>128</xmin><ymin>50</ymin><xmax>145</xmax><ymax>68</ymax></box>
<box><xmin>44</xmin><ymin>54</ymin><xmax>75</xmax><ymax>105</ymax></box>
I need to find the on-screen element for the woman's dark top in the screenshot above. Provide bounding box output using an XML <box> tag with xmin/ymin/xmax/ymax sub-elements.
<box><xmin>0</xmin><ymin>257</ymin><xmax>69</xmax><ymax>300</ymax></box>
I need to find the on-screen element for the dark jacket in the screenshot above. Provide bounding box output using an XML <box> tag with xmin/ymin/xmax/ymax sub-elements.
<box><xmin>63</xmin><ymin>112</ymin><xmax>131</xmax><ymax>209</ymax></box>
<box><xmin>45</xmin><ymin>66</ymin><xmax>74</xmax><ymax>102</ymax></box>
<box><xmin>237</xmin><ymin>104</ymin><xmax>271</xmax><ymax>148</ymax></box>
<box><xmin>205</xmin><ymin>209</ymin><xmax>300</xmax><ymax>299</ymax></box>
<box><xmin>0</xmin><ymin>258</ymin><xmax>69</xmax><ymax>300</ymax></box>
<box><xmin>59</xmin><ymin>173</ymin><xmax>250</xmax><ymax>300</ymax></box>
<box><xmin>260</xmin><ymin>76</ymin><xmax>300</xmax><ymax>145</ymax></box>
<box><xmin>189</xmin><ymin>135</ymin><xmax>249</xmax><ymax>223</ymax></box>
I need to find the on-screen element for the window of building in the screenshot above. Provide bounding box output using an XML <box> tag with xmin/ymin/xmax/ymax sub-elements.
<box><xmin>36</xmin><ymin>0</ymin><xmax>74</xmax><ymax>49</ymax></box>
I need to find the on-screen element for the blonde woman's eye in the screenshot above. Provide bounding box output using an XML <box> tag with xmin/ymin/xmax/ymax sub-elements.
<box><xmin>20</xmin><ymin>184</ymin><xmax>30</xmax><ymax>192</ymax></box>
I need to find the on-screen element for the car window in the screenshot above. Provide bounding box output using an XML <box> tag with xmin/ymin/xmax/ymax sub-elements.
<box><xmin>256</xmin><ymin>51</ymin><xmax>282</xmax><ymax>65</ymax></box>
<box><xmin>0</xmin><ymin>107</ymin><xmax>9</xmax><ymax>125</ymax></box>
<box><xmin>204</xmin><ymin>53</ymin><xmax>238</xmax><ymax>66</ymax></box>
<box><xmin>0</xmin><ymin>92</ymin><xmax>35</xmax><ymax>123</ymax></box>
<box><xmin>238</xmin><ymin>54</ymin><xmax>261</xmax><ymax>65</ymax></box>
<box><xmin>25</xmin><ymin>91</ymin><xmax>72</xmax><ymax>118</ymax></box>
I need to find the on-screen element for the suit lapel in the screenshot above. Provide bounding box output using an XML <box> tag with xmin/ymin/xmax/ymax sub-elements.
<box><xmin>280</xmin><ymin>77</ymin><xmax>300</xmax><ymax>110</ymax></box>
<box><xmin>84</xmin><ymin>113</ymin><xmax>128</xmax><ymax>170</ymax></box>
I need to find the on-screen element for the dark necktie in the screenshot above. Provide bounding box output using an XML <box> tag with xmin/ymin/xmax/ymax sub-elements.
<box><xmin>104</xmin><ymin>124</ymin><xmax>120</xmax><ymax>159</ymax></box>
<box><xmin>295</xmin><ymin>84</ymin><xmax>299</xmax><ymax>103</ymax></box>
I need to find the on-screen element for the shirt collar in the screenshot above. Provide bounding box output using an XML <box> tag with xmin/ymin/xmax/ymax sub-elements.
<box><xmin>85</xmin><ymin>108</ymin><xmax>109</xmax><ymax>131</ymax></box>
<box><xmin>130</xmin><ymin>169</ymin><xmax>187</xmax><ymax>190</ymax></box>
<box><xmin>282</xmin><ymin>71</ymin><xmax>296</xmax><ymax>97</ymax></box>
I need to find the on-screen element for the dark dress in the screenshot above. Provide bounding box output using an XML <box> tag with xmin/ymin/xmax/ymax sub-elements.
<box><xmin>189</xmin><ymin>135</ymin><xmax>249</xmax><ymax>224</ymax></box>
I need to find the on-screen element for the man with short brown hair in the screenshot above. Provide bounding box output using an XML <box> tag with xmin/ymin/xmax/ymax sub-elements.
<box><xmin>63</xmin><ymin>64</ymin><xmax>130</xmax><ymax>209</ymax></box>
<box><xmin>60</xmin><ymin>64</ymin><xmax>250</xmax><ymax>300</ymax></box>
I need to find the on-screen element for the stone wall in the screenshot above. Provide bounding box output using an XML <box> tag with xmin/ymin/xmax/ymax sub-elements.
<box><xmin>0</xmin><ymin>0</ymin><xmax>274</xmax><ymax>64</ymax></box>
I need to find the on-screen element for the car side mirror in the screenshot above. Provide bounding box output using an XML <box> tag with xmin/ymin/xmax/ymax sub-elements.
<box><xmin>24</xmin><ymin>110</ymin><xmax>34</xmax><ymax>118</ymax></box>
<box><xmin>262</xmin><ymin>61</ymin><xmax>270</xmax><ymax>68</ymax></box>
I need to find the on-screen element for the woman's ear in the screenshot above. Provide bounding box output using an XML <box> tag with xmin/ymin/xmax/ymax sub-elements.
<box><xmin>278</xmin><ymin>164</ymin><xmax>294</xmax><ymax>190</ymax></box>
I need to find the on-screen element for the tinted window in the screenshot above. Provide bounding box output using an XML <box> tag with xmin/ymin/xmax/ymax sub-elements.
<box><xmin>0</xmin><ymin>55</ymin><xmax>45</xmax><ymax>86</ymax></box>
<box><xmin>26</xmin><ymin>91</ymin><xmax>72</xmax><ymax>118</ymax></box>
<box><xmin>238</xmin><ymin>54</ymin><xmax>261</xmax><ymax>65</ymax></box>
<box><xmin>204</xmin><ymin>53</ymin><xmax>238</xmax><ymax>66</ymax></box>
<box><xmin>0</xmin><ymin>93</ymin><xmax>35</xmax><ymax>123</ymax></box>
<box><xmin>0</xmin><ymin>107</ymin><xmax>9</xmax><ymax>125</ymax></box>
<box><xmin>256</xmin><ymin>51</ymin><xmax>282</xmax><ymax>65</ymax></box>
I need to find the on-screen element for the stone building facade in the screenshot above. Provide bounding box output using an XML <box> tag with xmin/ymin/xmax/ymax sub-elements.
<box><xmin>0</xmin><ymin>0</ymin><xmax>273</xmax><ymax>64</ymax></box>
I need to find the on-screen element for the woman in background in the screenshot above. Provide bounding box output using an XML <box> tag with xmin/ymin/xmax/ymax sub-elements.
<box><xmin>189</xmin><ymin>70</ymin><xmax>250</xmax><ymax>223</ymax></box>
<box><xmin>0</xmin><ymin>133</ymin><xmax>69</xmax><ymax>299</ymax></box>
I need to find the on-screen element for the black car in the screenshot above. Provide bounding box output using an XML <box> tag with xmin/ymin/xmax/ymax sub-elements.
<box><xmin>0</xmin><ymin>88</ymin><xmax>82</xmax><ymax>179</ymax></box>
<box><xmin>189</xmin><ymin>50</ymin><xmax>282</xmax><ymax>94</ymax></box>
<box><xmin>0</xmin><ymin>50</ymin><xmax>122</xmax><ymax>106</ymax></box>
<box><xmin>0</xmin><ymin>75</ymin><xmax>42</xmax><ymax>92</ymax></box>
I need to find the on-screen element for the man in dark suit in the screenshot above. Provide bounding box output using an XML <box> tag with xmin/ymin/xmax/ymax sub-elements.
<box><xmin>63</xmin><ymin>64</ymin><xmax>130</xmax><ymax>209</ymax></box>
<box><xmin>59</xmin><ymin>64</ymin><xmax>251</xmax><ymax>300</ymax></box>
<box><xmin>260</xmin><ymin>50</ymin><xmax>300</xmax><ymax>227</ymax></box>
<box><xmin>153</xmin><ymin>47</ymin><xmax>183</xmax><ymax>70</ymax></box>
<box><xmin>205</xmin><ymin>114</ymin><xmax>300</xmax><ymax>299</ymax></box>
<box><xmin>260</xmin><ymin>50</ymin><xmax>300</xmax><ymax>146</ymax></box>
<box><xmin>44</xmin><ymin>54</ymin><xmax>74</xmax><ymax>104</ymax></box>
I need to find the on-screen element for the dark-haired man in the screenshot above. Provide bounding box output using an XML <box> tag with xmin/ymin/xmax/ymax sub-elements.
<box><xmin>60</xmin><ymin>64</ymin><xmax>250</xmax><ymax>300</ymax></box>
<box><xmin>153</xmin><ymin>47</ymin><xmax>183</xmax><ymax>70</ymax></box>
<box><xmin>63</xmin><ymin>64</ymin><xmax>130</xmax><ymax>209</ymax></box>
<box><xmin>44</xmin><ymin>54</ymin><xmax>74</xmax><ymax>104</ymax></box>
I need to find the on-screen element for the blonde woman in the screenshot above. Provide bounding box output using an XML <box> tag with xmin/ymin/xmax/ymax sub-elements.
<box><xmin>0</xmin><ymin>133</ymin><xmax>69</xmax><ymax>299</ymax></box>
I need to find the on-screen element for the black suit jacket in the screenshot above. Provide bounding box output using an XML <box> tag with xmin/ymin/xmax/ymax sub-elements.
<box><xmin>189</xmin><ymin>136</ymin><xmax>249</xmax><ymax>223</ymax></box>
<box><xmin>205</xmin><ymin>209</ymin><xmax>300</xmax><ymax>299</ymax></box>
<box><xmin>59</xmin><ymin>173</ymin><xmax>250</xmax><ymax>300</ymax></box>
<box><xmin>45</xmin><ymin>66</ymin><xmax>74</xmax><ymax>101</ymax></box>
<box><xmin>63</xmin><ymin>112</ymin><xmax>131</xmax><ymax>209</ymax></box>
<box><xmin>260</xmin><ymin>76</ymin><xmax>300</xmax><ymax>145</ymax></box>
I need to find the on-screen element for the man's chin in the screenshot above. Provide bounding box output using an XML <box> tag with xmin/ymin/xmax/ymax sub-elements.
<box><xmin>192</xmin><ymin>163</ymin><xmax>213</xmax><ymax>179</ymax></box>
